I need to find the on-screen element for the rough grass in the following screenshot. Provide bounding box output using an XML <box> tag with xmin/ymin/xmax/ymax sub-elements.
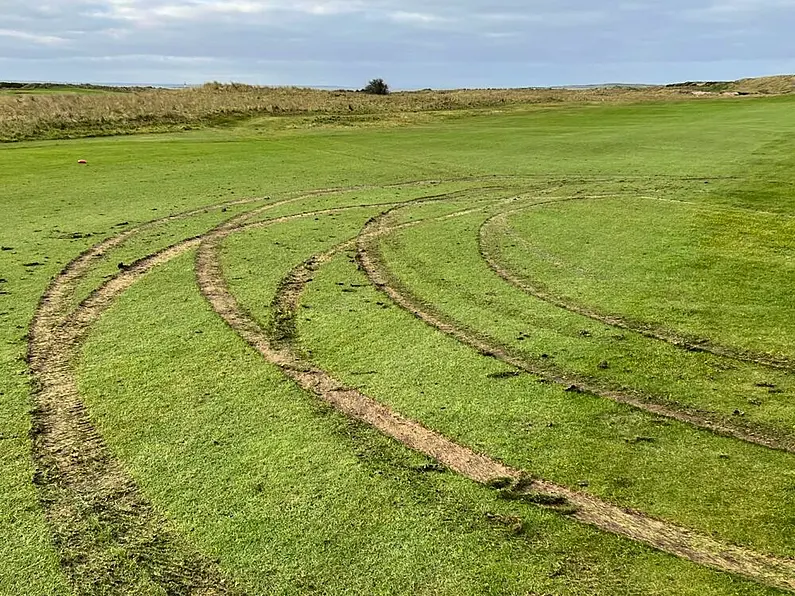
<box><xmin>0</xmin><ymin>81</ymin><xmax>774</xmax><ymax>142</ymax></box>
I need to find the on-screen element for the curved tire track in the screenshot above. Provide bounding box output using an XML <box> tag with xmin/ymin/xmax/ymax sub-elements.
<box><xmin>480</xmin><ymin>205</ymin><xmax>795</xmax><ymax>373</ymax></box>
<box><xmin>26</xmin><ymin>183</ymin><xmax>500</xmax><ymax>592</ymax></box>
<box><xmin>356</xmin><ymin>206</ymin><xmax>795</xmax><ymax>455</ymax></box>
<box><xmin>201</xmin><ymin>205</ymin><xmax>795</xmax><ymax>592</ymax></box>
<box><xmin>29</xmin><ymin>183</ymin><xmax>795</xmax><ymax>593</ymax></box>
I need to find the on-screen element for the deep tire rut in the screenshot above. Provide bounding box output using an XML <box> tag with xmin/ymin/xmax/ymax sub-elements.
<box><xmin>25</xmin><ymin>194</ymin><xmax>285</xmax><ymax>595</ymax></box>
<box><xmin>29</xmin><ymin>237</ymin><xmax>236</xmax><ymax>595</ymax></box>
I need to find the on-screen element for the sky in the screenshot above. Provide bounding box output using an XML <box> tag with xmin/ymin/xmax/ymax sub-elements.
<box><xmin>1</xmin><ymin>1</ymin><xmax>794</xmax><ymax>88</ymax></box>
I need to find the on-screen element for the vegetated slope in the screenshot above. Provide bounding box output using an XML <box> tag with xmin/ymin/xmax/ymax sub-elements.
<box><xmin>0</xmin><ymin>74</ymin><xmax>791</xmax><ymax>142</ymax></box>
<box><xmin>667</xmin><ymin>74</ymin><xmax>795</xmax><ymax>94</ymax></box>
<box><xmin>732</xmin><ymin>75</ymin><xmax>795</xmax><ymax>94</ymax></box>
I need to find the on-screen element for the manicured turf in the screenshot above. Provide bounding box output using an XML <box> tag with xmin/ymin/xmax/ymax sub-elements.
<box><xmin>78</xmin><ymin>237</ymin><xmax>778</xmax><ymax>596</ymax></box>
<box><xmin>2</xmin><ymin>95</ymin><xmax>795</xmax><ymax>593</ymax></box>
<box><xmin>381</xmin><ymin>211</ymin><xmax>795</xmax><ymax>441</ymax></box>
<box><xmin>491</xmin><ymin>196</ymin><xmax>795</xmax><ymax>361</ymax></box>
<box><xmin>298</xmin><ymin>247</ymin><xmax>795</xmax><ymax>557</ymax></box>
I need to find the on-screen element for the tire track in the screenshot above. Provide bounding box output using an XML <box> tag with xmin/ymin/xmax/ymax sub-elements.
<box><xmin>480</xmin><ymin>207</ymin><xmax>795</xmax><ymax>373</ymax></box>
<box><xmin>42</xmin><ymin>175</ymin><xmax>512</xmax><ymax>325</ymax></box>
<box><xmin>31</xmin><ymin>181</ymin><xmax>795</xmax><ymax>593</ymax></box>
<box><xmin>199</xmin><ymin>206</ymin><xmax>795</xmax><ymax>592</ymax></box>
<box><xmin>26</xmin><ymin>184</ymin><xmax>500</xmax><ymax>592</ymax></box>
<box><xmin>356</xmin><ymin>206</ymin><xmax>795</xmax><ymax>455</ymax></box>
<box><xmin>27</xmin><ymin>194</ymin><xmax>304</xmax><ymax>594</ymax></box>
<box><xmin>29</xmin><ymin>188</ymin><xmax>398</xmax><ymax>593</ymax></box>
<box><xmin>30</xmin><ymin>240</ymin><xmax>240</xmax><ymax>594</ymax></box>
<box><xmin>27</xmin><ymin>195</ymin><xmax>387</xmax><ymax>594</ymax></box>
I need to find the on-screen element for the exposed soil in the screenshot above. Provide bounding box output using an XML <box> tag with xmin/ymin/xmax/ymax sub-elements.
<box><xmin>24</xmin><ymin>182</ymin><xmax>497</xmax><ymax>592</ymax></box>
<box><xmin>24</xmin><ymin>193</ymin><xmax>297</xmax><ymax>594</ymax></box>
<box><xmin>198</xmin><ymin>210</ymin><xmax>795</xmax><ymax>592</ymax></box>
<box><xmin>28</xmin><ymin>237</ymin><xmax>239</xmax><ymax>595</ymax></box>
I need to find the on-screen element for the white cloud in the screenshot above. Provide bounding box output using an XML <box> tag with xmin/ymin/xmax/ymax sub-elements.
<box><xmin>682</xmin><ymin>0</ymin><xmax>795</xmax><ymax>21</ymax></box>
<box><xmin>0</xmin><ymin>28</ymin><xmax>67</xmax><ymax>45</ymax></box>
<box><xmin>480</xmin><ymin>10</ymin><xmax>608</xmax><ymax>26</ymax></box>
<box><xmin>97</xmin><ymin>0</ymin><xmax>371</xmax><ymax>24</ymax></box>
<box><xmin>1</xmin><ymin>0</ymin><xmax>793</xmax><ymax>87</ymax></box>
<box><xmin>387</xmin><ymin>11</ymin><xmax>450</xmax><ymax>24</ymax></box>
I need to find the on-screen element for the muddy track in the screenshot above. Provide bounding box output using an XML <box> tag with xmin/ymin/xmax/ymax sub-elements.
<box><xmin>199</xmin><ymin>209</ymin><xmax>795</xmax><ymax>592</ymax></box>
<box><xmin>26</xmin><ymin>183</ymin><xmax>504</xmax><ymax>592</ymax></box>
<box><xmin>480</xmin><ymin>209</ymin><xmax>795</xmax><ymax>373</ymax></box>
<box><xmin>26</xmin><ymin>192</ymin><xmax>305</xmax><ymax>594</ymax></box>
<box><xmin>356</xmin><ymin>208</ymin><xmax>795</xmax><ymax>455</ymax></box>
<box><xmin>29</xmin><ymin>239</ymin><xmax>238</xmax><ymax>595</ymax></box>
<box><xmin>26</xmin><ymin>194</ymin><xmax>385</xmax><ymax>594</ymax></box>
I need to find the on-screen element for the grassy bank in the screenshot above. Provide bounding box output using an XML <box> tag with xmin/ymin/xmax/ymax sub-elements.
<box><xmin>0</xmin><ymin>81</ymin><xmax>773</xmax><ymax>142</ymax></box>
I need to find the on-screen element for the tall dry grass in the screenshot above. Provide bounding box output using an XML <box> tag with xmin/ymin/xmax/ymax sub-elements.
<box><xmin>0</xmin><ymin>82</ymin><xmax>771</xmax><ymax>142</ymax></box>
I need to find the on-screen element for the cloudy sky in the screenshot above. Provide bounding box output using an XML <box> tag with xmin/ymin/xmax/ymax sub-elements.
<box><xmin>1</xmin><ymin>1</ymin><xmax>794</xmax><ymax>88</ymax></box>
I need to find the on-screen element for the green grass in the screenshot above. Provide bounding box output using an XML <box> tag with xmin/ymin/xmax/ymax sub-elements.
<box><xmin>78</xmin><ymin>228</ymin><xmax>781</xmax><ymax>596</ymax></box>
<box><xmin>380</xmin><ymin>211</ymin><xmax>795</xmax><ymax>439</ymax></box>
<box><xmin>490</xmin><ymin>196</ymin><xmax>795</xmax><ymax>361</ymax></box>
<box><xmin>1</xmin><ymin>95</ymin><xmax>795</xmax><ymax>593</ymax></box>
<box><xmin>297</xmin><ymin>247</ymin><xmax>795</xmax><ymax>557</ymax></box>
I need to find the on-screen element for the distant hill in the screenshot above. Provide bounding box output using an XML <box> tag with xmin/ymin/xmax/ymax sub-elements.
<box><xmin>0</xmin><ymin>81</ymin><xmax>158</xmax><ymax>93</ymax></box>
<box><xmin>667</xmin><ymin>75</ymin><xmax>795</xmax><ymax>95</ymax></box>
<box><xmin>731</xmin><ymin>75</ymin><xmax>795</xmax><ymax>94</ymax></box>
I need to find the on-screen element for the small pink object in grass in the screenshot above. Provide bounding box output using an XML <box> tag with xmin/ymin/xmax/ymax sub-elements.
<box><xmin>77</xmin><ymin>159</ymin><xmax>87</xmax><ymax>164</ymax></box>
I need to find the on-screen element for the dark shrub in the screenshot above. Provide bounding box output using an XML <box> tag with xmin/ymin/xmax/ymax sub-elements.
<box><xmin>362</xmin><ymin>78</ymin><xmax>389</xmax><ymax>95</ymax></box>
